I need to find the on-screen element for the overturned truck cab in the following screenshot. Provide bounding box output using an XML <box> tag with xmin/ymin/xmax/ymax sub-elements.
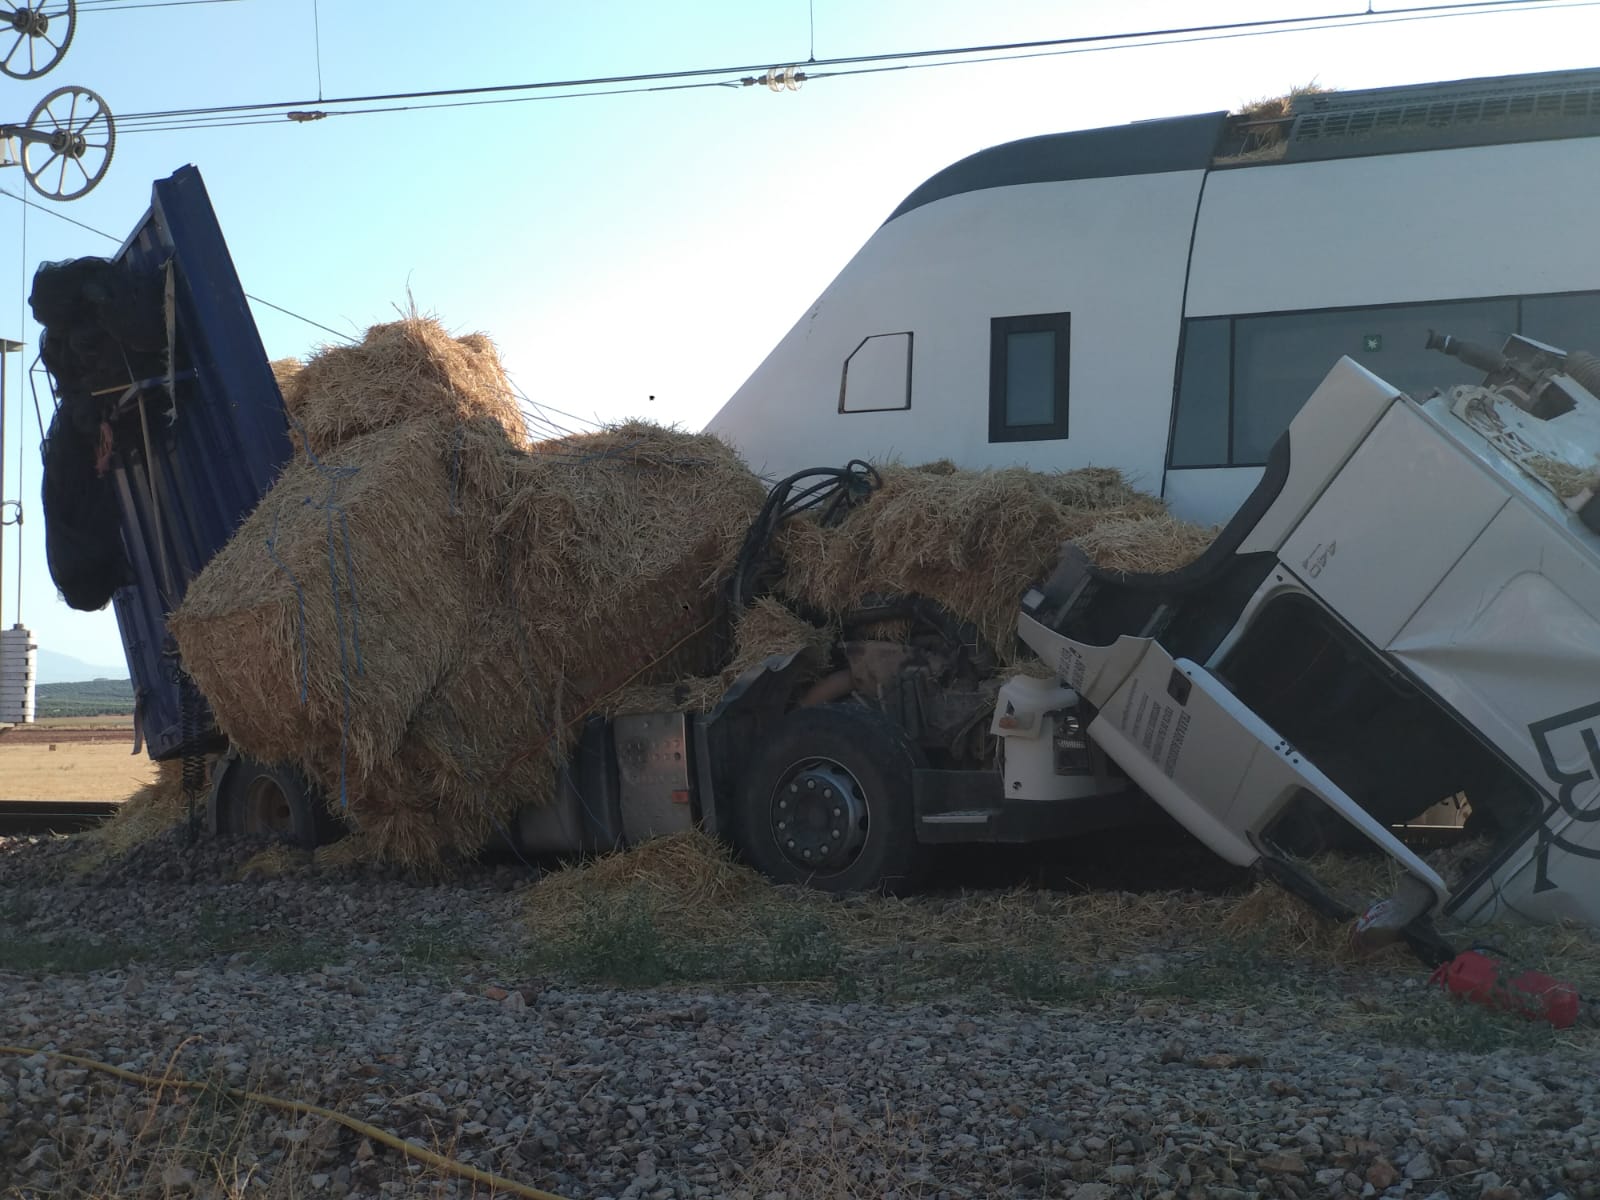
<box><xmin>1022</xmin><ymin>337</ymin><xmax>1600</xmax><ymax>933</ymax></box>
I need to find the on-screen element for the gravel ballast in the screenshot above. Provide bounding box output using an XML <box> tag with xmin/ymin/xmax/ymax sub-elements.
<box><xmin>2</xmin><ymin>833</ymin><xmax>1599</xmax><ymax>1200</ymax></box>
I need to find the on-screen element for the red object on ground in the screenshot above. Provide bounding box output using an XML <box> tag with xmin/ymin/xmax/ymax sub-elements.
<box><xmin>1429</xmin><ymin>949</ymin><xmax>1581</xmax><ymax>1029</ymax></box>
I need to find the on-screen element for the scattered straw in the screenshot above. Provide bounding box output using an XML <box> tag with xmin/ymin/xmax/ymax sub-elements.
<box><xmin>604</xmin><ymin>596</ymin><xmax>837</xmax><ymax>716</ymax></box>
<box><xmin>1215</xmin><ymin>83</ymin><xmax>1332</xmax><ymax>164</ymax></box>
<box><xmin>1071</xmin><ymin>511</ymin><xmax>1221</xmax><ymax>575</ymax></box>
<box><xmin>526</xmin><ymin>835</ymin><xmax>1441</xmax><ymax>978</ymax></box>
<box><xmin>528</xmin><ymin>831</ymin><xmax>775</xmax><ymax>941</ymax></box>
<box><xmin>71</xmin><ymin>760</ymin><xmax>187</xmax><ymax>870</ymax></box>
<box><xmin>1526</xmin><ymin>454</ymin><xmax>1600</xmax><ymax>500</ymax></box>
<box><xmin>777</xmin><ymin>463</ymin><xmax>1206</xmax><ymax>655</ymax></box>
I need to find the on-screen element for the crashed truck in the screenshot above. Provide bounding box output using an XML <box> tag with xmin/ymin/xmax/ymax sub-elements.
<box><xmin>28</xmin><ymin>166</ymin><xmax>1600</xmax><ymax>947</ymax></box>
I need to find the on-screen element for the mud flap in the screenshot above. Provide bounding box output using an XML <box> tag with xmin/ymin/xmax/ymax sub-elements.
<box><xmin>1018</xmin><ymin>614</ymin><xmax>1449</xmax><ymax>913</ymax></box>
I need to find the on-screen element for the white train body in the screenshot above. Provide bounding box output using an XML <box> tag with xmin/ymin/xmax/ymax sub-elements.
<box><xmin>707</xmin><ymin>68</ymin><xmax>1600</xmax><ymax>526</ymax></box>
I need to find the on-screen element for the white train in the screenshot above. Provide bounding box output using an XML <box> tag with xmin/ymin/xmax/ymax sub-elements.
<box><xmin>707</xmin><ymin>67</ymin><xmax>1600</xmax><ymax>524</ymax></box>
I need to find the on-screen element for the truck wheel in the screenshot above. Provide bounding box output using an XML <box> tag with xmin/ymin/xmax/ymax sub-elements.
<box><xmin>736</xmin><ymin>704</ymin><xmax>927</xmax><ymax>893</ymax></box>
<box><xmin>211</xmin><ymin>753</ymin><xmax>339</xmax><ymax>847</ymax></box>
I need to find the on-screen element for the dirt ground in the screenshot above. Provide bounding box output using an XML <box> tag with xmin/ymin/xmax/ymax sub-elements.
<box><xmin>2</xmin><ymin>716</ymin><xmax>136</xmax><ymax>742</ymax></box>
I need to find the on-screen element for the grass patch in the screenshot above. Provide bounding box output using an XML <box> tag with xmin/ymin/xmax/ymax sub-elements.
<box><xmin>0</xmin><ymin>930</ymin><xmax>149</xmax><ymax>973</ymax></box>
<box><xmin>1339</xmin><ymin>987</ymin><xmax>1574</xmax><ymax>1053</ymax></box>
<box><xmin>194</xmin><ymin>902</ymin><xmax>256</xmax><ymax>956</ymax></box>
<box><xmin>528</xmin><ymin>898</ymin><xmax>848</xmax><ymax>989</ymax></box>
<box><xmin>258</xmin><ymin>935</ymin><xmax>342</xmax><ymax>975</ymax></box>
<box><xmin>393</xmin><ymin>919</ymin><xmax>486</xmax><ymax>978</ymax></box>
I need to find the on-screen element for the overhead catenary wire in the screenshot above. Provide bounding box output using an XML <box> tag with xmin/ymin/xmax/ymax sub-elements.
<box><xmin>808</xmin><ymin>0</ymin><xmax>1600</xmax><ymax>83</ymax></box>
<box><xmin>45</xmin><ymin>0</ymin><xmax>246</xmax><ymax>11</ymax></box>
<box><xmin>65</xmin><ymin>0</ymin><xmax>1600</xmax><ymax>134</ymax></box>
<box><xmin>0</xmin><ymin>184</ymin><xmax>601</xmax><ymax>436</ymax></box>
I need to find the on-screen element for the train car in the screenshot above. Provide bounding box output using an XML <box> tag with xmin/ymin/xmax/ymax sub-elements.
<box><xmin>707</xmin><ymin>67</ymin><xmax>1600</xmax><ymax>525</ymax></box>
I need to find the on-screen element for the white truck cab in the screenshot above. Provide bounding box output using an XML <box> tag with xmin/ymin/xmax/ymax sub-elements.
<box><xmin>1020</xmin><ymin>337</ymin><xmax>1600</xmax><ymax>934</ymax></box>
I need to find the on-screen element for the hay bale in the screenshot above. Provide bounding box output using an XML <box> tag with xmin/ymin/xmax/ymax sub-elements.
<box><xmin>170</xmin><ymin>421</ymin><xmax>474</xmax><ymax>783</ymax></box>
<box><xmin>283</xmin><ymin>317</ymin><xmax>527</xmax><ymax>457</ymax></box>
<box><xmin>777</xmin><ymin>463</ymin><xmax>1203</xmax><ymax>653</ymax></box>
<box><xmin>178</xmin><ymin>323</ymin><xmax>766</xmax><ymax>867</ymax></box>
<box><xmin>449</xmin><ymin>418</ymin><xmax>765</xmax><ymax>714</ymax></box>
<box><xmin>269</xmin><ymin>357</ymin><xmax>302</xmax><ymax>393</ymax></box>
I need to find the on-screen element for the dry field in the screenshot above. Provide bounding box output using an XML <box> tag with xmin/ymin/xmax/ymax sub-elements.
<box><xmin>0</xmin><ymin>726</ymin><xmax>154</xmax><ymax>803</ymax></box>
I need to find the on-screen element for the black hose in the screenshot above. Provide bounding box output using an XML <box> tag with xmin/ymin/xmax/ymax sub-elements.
<box><xmin>727</xmin><ymin>461</ymin><xmax>881</xmax><ymax>613</ymax></box>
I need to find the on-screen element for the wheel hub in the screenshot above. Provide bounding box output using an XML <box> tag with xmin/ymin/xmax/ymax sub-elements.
<box><xmin>243</xmin><ymin>775</ymin><xmax>295</xmax><ymax>836</ymax></box>
<box><xmin>771</xmin><ymin>757</ymin><xmax>869</xmax><ymax>873</ymax></box>
<box><xmin>48</xmin><ymin>129</ymin><xmax>85</xmax><ymax>157</ymax></box>
<box><xmin>11</xmin><ymin>8</ymin><xmax>48</xmax><ymax>36</ymax></box>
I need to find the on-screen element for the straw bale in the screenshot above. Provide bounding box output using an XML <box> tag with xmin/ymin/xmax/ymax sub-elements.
<box><xmin>173</xmin><ymin>302</ymin><xmax>772</xmax><ymax>869</ymax></box>
<box><xmin>170</xmin><ymin>420</ymin><xmax>474</xmax><ymax>781</ymax></box>
<box><xmin>175</xmin><ymin>403</ymin><xmax>762</xmax><ymax>865</ymax></box>
<box><xmin>776</xmin><ymin>463</ymin><xmax>1203</xmax><ymax>654</ymax></box>
<box><xmin>283</xmin><ymin>317</ymin><xmax>527</xmax><ymax>456</ymax></box>
<box><xmin>447</xmin><ymin>418</ymin><xmax>765</xmax><ymax>715</ymax></box>
<box><xmin>269</xmin><ymin>357</ymin><xmax>302</xmax><ymax>393</ymax></box>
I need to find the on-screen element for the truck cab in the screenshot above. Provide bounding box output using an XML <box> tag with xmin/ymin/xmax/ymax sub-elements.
<box><xmin>1017</xmin><ymin>337</ymin><xmax>1600</xmax><ymax>932</ymax></box>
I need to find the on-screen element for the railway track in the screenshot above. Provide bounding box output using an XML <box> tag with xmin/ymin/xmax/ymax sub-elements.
<box><xmin>0</xmin><ymin>800</ymin><xmax>120</xmax><ymax>836</ymax></box>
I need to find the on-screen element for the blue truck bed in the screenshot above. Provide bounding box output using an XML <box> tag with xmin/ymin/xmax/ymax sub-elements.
<box><xmin>33</xmin><ymin>165</ymin><xmax>292</xmax><ymax>758</ymax></box>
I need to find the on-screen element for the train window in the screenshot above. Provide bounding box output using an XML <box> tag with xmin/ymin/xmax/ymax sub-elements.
<box><xmin>1170</xmin><ymin>295</ymin><xmax>1557</xmax><ymax>470</ymax></box>
<box><xmin>839</xmin><ymin>332</ymin><xmax>913</xmax><ymax>413</ymax></box>
<box><xmin>1522</xmin><ymin>292</ymin><xmax>1600</xmax><ymax>357</ymax></box>
<box><xmin>989</xmin><ymin>312</ymin><xmax>1070</xmax><ymax>442</ymax></box>
<box><xmin>1231</xmin><ymin>299</ymin><xmax>1514</xmax><ymax>463</ymax></box>
<box><xmin>1169</xmin><ymin>318</ymin><xmax>1231</xmax><ymax>468</ymax></box>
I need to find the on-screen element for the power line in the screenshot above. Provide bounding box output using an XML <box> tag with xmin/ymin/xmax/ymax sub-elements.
<box><xmin>244</xmin><ymin>293</ymin><xmax>352</xmax><ymax>343</ymax></box>
<box><xmin>48</xmin><ymin>0</ymin><xmax>246</xmax><ymax>12</ymax></box>
<box><xmin>310</xmin><ymin>0</ymin><xmax>323</xmax><ymax>101</ymax></box>
<box><xmin>0</xmin><ymin>183</ymin><xmax>598</xmax><ymax>434</ymax></box>
<box><xmin>108</xmin><ymin>78</ymin><xmax>740</xmax><ymax>133</ymax></box>
<box><xmin>81</xmin><ymin>0</ymin><xmax>1594</xmax><ymax>134</ymax></box>
<box><xmin>810</xmin><ymin>0</ymin><xmax>1600</xmax><ymax>84</ymax></box>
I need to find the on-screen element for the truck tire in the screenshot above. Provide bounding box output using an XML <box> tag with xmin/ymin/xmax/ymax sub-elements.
<box><xmin>211</xmin><ymin>753</ymin><xmax>341</xmax><ymax>848</ymax></box>
<box><xmin>735</xmin><ymin>703</ymin><xmax>927</xmax><ymax>893</ymax></box>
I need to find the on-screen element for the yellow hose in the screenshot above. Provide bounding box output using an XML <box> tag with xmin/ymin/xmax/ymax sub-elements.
<box><xmin>0</xmin><ymin>1044</ymin><xmax>573</xmax><ymax>1200</ymax></box>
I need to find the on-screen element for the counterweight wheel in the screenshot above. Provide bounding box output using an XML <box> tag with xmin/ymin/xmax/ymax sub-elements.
<box><xmin>210</xmin><ymin>752</ymin><xmax>342</xmax><ymax>848</ymax></box>
<box><xmin>22</xmin><ymin>83</ymin><xmax>113</xmax><ymax>201</ymax></box>
<box><xmin>1</xmin><ymin>1</ymin><xmax>74</xmax><ymax>80</ymax></box>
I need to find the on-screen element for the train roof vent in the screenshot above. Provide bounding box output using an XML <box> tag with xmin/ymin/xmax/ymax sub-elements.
<box><xmin>1284</xmin><ymin>67</ymin><xmax>1600</xmax><ymax>161</ymax></box>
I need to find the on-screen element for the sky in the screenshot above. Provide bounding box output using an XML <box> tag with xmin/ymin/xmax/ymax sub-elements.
<box><xmin>1</xmin><ymin>0</ymin><xmax>1598</xmax><ymax>671</ymax></box>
